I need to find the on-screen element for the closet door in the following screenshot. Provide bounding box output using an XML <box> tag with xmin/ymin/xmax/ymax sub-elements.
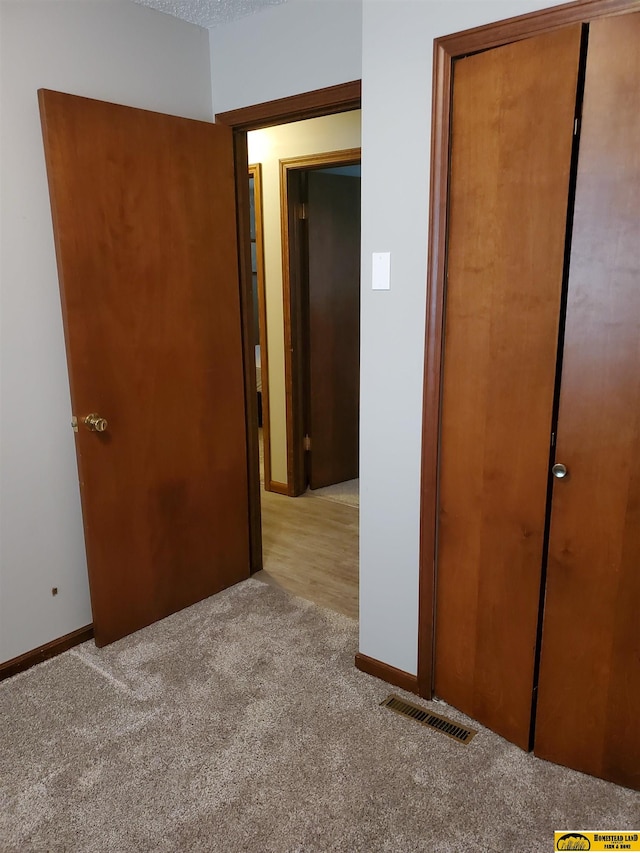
<box><xmin>535</xmin><ymin>13</ymin><xmax>640</xmax><ymax>791</ymax></box>
<box><xmin>434</xmin><ymin>27</ymin><xmax>582</xmax><ymax>749</ymax></box>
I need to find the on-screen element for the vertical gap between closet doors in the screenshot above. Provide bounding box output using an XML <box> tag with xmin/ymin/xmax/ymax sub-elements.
<box><xmin>527</xmin><ymin>22</ymin><xmax>591</xmax><ymax>752</ymax></box>
<box><xmin>429</xmin><ymin>54</ymin><xmax>458</xmax><ymax>697</ymax></box>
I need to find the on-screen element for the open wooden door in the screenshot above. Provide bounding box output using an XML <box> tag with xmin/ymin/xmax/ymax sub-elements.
<box><xmin>306</xmin><ymin>171</ymin><xmax>361</xmax><ymax>490</ymax></box>
<box><xmin>39</xmin><ymin>90</ymin><xmax>250</xmax><ymax>646</ymax></box>
<box><xmin>534</xmin><ymin>13</ymin><xmax>640</xmax><ymax>790</ymax></box>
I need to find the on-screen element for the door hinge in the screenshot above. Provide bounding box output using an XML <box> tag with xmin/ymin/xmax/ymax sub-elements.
<box><xmin>574</xmin><ymin>117</ymin><xmax>579</xmax><ymax>136</ymax></box>
<box><xmin>71</xmin><ymin>416</ymin><xmax>78</xmax><ymax>433</ymax></box>
<box><xmin>551</xmin><ymin>431</ymin><xmax>556</xmax><ymax>447</ymax></box>
<box><xmin>299</xmin><ymin>202</ymin><xmax>308</xmax><ymax>221</ymax></box>
<box><xmin>303</xmin><ymin>434</ymin><xmax>311</xmax><ymax>451</ymax></box>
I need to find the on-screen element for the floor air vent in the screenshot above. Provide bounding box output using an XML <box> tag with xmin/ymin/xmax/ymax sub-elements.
<box><xmin>380</xmin><ymin>694</ymin><xmax>477</xmax><ymax>745</ymax></box>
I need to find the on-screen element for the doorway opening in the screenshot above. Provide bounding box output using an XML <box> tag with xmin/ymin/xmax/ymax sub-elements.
<box><xmin>280</xmin><ymin>151</ymin><xmax>361</xmax><ymax>498</ymax></box>
<box><xmin>217</xmin><ymin>87</ymin><xmax>361</xmax><ymax>619</ymax></box>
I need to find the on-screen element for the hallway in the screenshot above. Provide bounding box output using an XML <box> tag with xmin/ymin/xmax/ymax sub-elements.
<box><xmin>255</xmin><ymin>488</ymin><xmax>358</xmax><ymax>619</ymax></box>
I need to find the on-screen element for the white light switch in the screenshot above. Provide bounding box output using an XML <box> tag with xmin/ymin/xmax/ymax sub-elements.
<box><xmin>372</xmin><ymin>252</ymin><xmax>391</xmax><ymax>291</ymax></box>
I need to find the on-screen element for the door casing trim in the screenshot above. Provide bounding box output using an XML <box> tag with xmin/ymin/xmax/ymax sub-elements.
<box><xmin>216</xmin><ymin>81</ymin><xmax>361</xmax><ymax>132</ymax></box>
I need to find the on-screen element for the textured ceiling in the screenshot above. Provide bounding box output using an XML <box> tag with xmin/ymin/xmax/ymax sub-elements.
<box><xmin>133</xmin><ymin>0</ymin><xmax>287</xmax><ymax>29</ymax></box>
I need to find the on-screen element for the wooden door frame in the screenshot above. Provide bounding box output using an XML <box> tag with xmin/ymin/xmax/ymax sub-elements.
<box><xmin>248</xmin><ymin>163</ymin><xmax>272</xmax><ymax>490</ymax></box>
<box><xmin>418</xmin><ymin>0</ymin><xmax>640</xmax><ymax>698</ymax></box>
<box><xmin>216</xmin><ymin>81</ymin><xmax>361</xmax><ymax>570</ymax></box>
<box><xmin>280</xmin><ymin>149</ymin><xmax>361</xmax><ymax>497</ymax></box>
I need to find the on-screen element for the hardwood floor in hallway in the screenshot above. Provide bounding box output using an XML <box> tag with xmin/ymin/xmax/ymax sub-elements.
<box><xmin>254</xmin><ymin>488</ymin><xmax>358</xmax><ymax>620</ymax></box>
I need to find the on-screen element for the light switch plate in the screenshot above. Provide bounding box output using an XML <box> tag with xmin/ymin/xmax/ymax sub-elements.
<box><xmin>372</xmin><ymin>252</ymin><xmax>391</xmax><ymax>290</ymax></box>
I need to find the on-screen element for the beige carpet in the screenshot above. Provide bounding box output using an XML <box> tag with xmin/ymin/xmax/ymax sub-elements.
<box><xmin>1</xmin><ymin>579</ymin><xmax>638</xmax><ymax>853</ymax></box>
<box><xmin>306</xmin><ymin>478</ymin><xmax>359</xmax><ymax>508</ymax></box>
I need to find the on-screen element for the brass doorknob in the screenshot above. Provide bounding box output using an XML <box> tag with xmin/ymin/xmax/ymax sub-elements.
<box><xmin>84</xmin><ymin>413</ymin><xmax>108</xmax><ymax>432</ymax></box>
<box><xmin>552</xmin><ymin>463</ymin><xmax>568</xmax><ymax>479</ymax></box>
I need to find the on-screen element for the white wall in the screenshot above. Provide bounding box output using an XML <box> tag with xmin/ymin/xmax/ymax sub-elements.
<box><xmin>248</xmin><ymin>112</ymin><xmax>362</xmax><ymax>486</ymax></box>
<box><xmin>209</xmin><ymin>0</ymin><xmax>363</xmax><ymax>115</ymax></box>
<box><xmin>0</xmin><ymin>1</ymin><xmax>212</xmax><ymax>663</ymax></box>
<box><xmin>359</xmin><ymin>0</ymin><xmax>572</xmax><ymax>674</ymax></box>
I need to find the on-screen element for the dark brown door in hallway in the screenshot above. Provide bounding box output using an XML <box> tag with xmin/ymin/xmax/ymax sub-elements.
<box><xmin>306</xmin><ymin>171</ymin><xmax>361</xmax><ymax>490</ymax></box>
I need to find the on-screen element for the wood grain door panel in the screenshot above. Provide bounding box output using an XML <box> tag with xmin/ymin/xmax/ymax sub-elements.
<box><xmin>307</xmin><ymin>172</ymin><xmax>361</xmax><ymax>490</ymax></box>
<box><xmin>39</xmin><ymin>90</ymin><xmax>250</xmax><ymax>646</ymax></box>
<box><xmin>534</xmin><ymin>14</ymin><xmax>640</xmax><ymax>790</ymax></box>
<box><xmin>434</xmin><ymin>27</ymin><xmax>583</xmax><ymax>749</ymax></box>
